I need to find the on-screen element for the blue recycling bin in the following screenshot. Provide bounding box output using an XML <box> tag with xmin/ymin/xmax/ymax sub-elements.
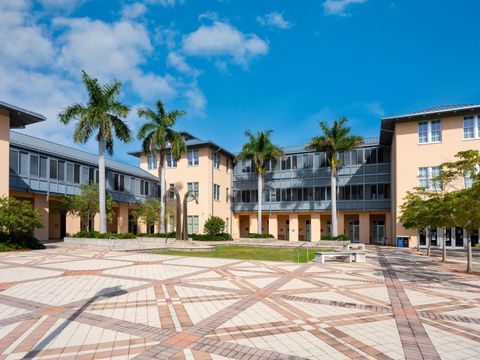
<box><xmin>397</xmin><ymin>237</ymin><xmax>408</xmax><ymax>248</ymax></box>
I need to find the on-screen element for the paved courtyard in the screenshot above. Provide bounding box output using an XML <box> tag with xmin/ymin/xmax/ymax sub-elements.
<box><xmin>0</xmin><ymin>245</ymin><xmax>480</xmax><ymax>359</ymax></box>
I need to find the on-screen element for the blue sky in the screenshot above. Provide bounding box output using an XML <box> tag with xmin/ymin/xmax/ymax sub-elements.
<box><xmin>1</xmin><ymin>0</ymin><xmax>480</xmax><ymax>165</ymax></box>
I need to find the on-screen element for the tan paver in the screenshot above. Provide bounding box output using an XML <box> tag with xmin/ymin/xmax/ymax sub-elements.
<box><xmin>0</xmin><ymin>244</ymin><xmax>479</xmax><ymax>359</ymax></box>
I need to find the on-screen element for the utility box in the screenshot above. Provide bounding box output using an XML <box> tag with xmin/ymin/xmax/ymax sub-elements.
<box><xmin>397</xmin><ymin>237</ymin><xmax>409</xmax><ymax>248</ymax></box>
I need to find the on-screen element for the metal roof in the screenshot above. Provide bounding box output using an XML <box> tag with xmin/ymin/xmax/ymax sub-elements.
<box><xmin>383</xmin><ymin>104</ymin><xmax>480</xmax><ymax>120</ymax></box>
<box><xmin>10</xmin><ymin>131</ymin><xmax>158</xmax><ymax>181</ymax></box>
<box><xmin>380</xmin><ymin>103</ymin><xmax>480</xmax><ymax>145</ymax></box>
<box><xmin>0</xmin><ymin>100</ymin><xmax>46</xmax><ymax>128</ymax></box>
<box><xmin>280</xmin><ymin>138</ymin><xmax>381</xmax><ymax>155</ymax></box>
<box><xmin>129</xmin><ymin>137</ymin><xmax>235</xmax><ymax>159</ymax></box>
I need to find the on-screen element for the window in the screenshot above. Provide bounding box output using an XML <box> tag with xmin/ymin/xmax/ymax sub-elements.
<box><xmin>114</xmin><ymin>174</ymin><xmax>125</xmax><ymax>191</ymax></box>
<box><xmin>226</xmin><ymin>158</ymin><xmax>230</xmax><ymax>173</ymax></box>
<box><xmin>19</xmin><ymin>152</ymin><xmax>28</xmax><ymax>175</ymax></box>
<box><xmin>144</xmin><ymin>181</ymin><xmax>149</xmax><ymax>196</ymax></box>
<box><xmin>71</xmin><ymin>165</ymin><xmax>80</xmax><ymax>184</ymax></box>
<box><xmin>465</xmin><ymin>164</ymin><xmax>480</xmax><ymax>188</ymax></box>
<box><xmin>169</xmin><ymin>183</ymin><xmax>175</xmax><ymax>199</ymax></box>
<box><xmin>226</xmin><ymin>187</ymin><xmax>229</xmax><ymax>202</ymax></box>
<box><xmin>166</xmin><ymin>153</ymin><xmax>177</xmax><ymax>168</ymax></box>
<box><xmin>49</xmin><ymin>159</ymin><xmax>58</xmax><ymax>179</ymax></box>
<box><xmin>58</xmin><ymin>161</ymin><xmax>65</xmax><ymax>181</ymax></box>
<box><xmin>187</xmin><ymin>182</ymin><xmax>199</xmax><ymax>198</ymax></box>
<box><xmin>303</xmin><ymin>154</ymin><xmax>313</xmax><ymax>169</ymax></box>
<box><xmin>188</xmin><ymin>149</ymin><xmax>199</xmax><ymax>166</ymax></box>
<box><xmin>40</xmin><ymin>157</ymin><xmax>48</xmax><ymax>178</ymax></box>
<box><xmin>9</xmin><ymin>150</ymin><xmax>18</xmax><ymax>173</ymax></box>
<box><xmin>464</xmin><ymin>116</ymin><xmax>478</xmax><ymax>139</ymax></box>
<box><xmin>30</xmin><ymin>154</ymin><xmax>39</xmax><ymax>177</ymax></box>
<box><xmin>89</xmin><ymin>167</ymin><xmax>95</xmax><ymax>183</ymax></box>
<box><xmin>418</xmin><ymin>120</ymin><xmax>442</xmax><ymax>144</ymax></box>
<box><xmin>147</xmin><ymin>155</ymin><xmax>157</xmax><ymax>169</ymax></box>
<box><xmin>187</xmin><ymin>215</ymin><xmax>199</xmax><ymax>233</ymax></box>
<box><xmin>213</xmin><ymin>153</ymin><xmax>221</xmax><ymax>169</ymax></box>
<box><xmin>213</xmin><ymin>184</ymin><xmax>220</xmax><ymax>201</ymax></box>
<box><xmin>66</xmin><ymin>163</ymin><xmax>74</xmax><ymax>183</ymax></box>
<box><xmin>418</xmin><ymin>166</ymin><xmax>442</xmax><ymax>190</ymax></box>
<box><xmin>365</xmin><ymin>148</ymin><xmax>377</xmax><ymax>164</ymax></box>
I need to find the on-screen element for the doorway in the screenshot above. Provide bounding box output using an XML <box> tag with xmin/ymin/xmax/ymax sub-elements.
<box><xmin>348</xmin><ymin>220</ymin><xmax>360</xmax><ymax>243</ymax></box>
<box><xmin>372</xmin><ymin>220</ymin><xmax>385</xmax><ymax>245</ymax></box>
<box><xmin>305</xmin><ymin>220</ymin><xmax>311</xmax><ymax>242</ymax></box>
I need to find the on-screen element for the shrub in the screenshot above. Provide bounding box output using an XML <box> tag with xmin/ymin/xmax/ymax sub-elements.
<box><xmin>190</xmin><ymin>233</ymin><xmax>232</xmax><ymax>241</ymax></box>
<box><xmin>133</xmin><ymin>199</ymin><xmax>162</xmax><ymax>234</ymax></box>
<box><xmin>72</xmin><ymin>231</ymin><xmax>136</xmax><ymax>239</ymax></box>
<box><xmin>320</xmin><ymin>234</ymin><xmax>350</xmax><ymax>241</ymax></box>
<box><xmin>0</xmin><ymin>197</ymin><xmax>44</xmax><ymax>236</ymax></box>
<box><xmin>0</xmin><ymin>232</ymin><xmax>45</xmax><ymax>251</ymax></box>
<box><xmin>137</xmin><ymin>232</ymin><xmax>176</xmax><ymax>238</ymax></box>
<box><xmin>246</xmin><ymin>233</ymin><xmax>274</xmax><ymax>238</ymax></box>
<box><xmin>204</xmin><ymin>216</ymin><xmax>225</xmax><ymax>235</ymax></box>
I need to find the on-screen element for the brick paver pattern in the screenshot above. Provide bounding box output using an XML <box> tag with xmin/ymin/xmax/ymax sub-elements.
<box><xmin>0</xmin><ymin>245</ymin><xmax>479</xmax><ymax>359</ymax></box>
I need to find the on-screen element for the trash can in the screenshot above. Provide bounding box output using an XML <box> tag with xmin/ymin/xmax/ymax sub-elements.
<box><xmin>397</xmin><ymin>237</ymin><xmax>408</xmax><ymax>248</ymax></box>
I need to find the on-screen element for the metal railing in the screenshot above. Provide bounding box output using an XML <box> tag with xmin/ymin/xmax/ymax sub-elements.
<box><xmin>295</xmin><ymin>242</ymin><xmax>310</xmax><ymax>263</ymax></box>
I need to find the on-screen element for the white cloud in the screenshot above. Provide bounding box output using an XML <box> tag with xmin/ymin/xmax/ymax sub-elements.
<box><xmin>182</xmin><ymin>21</ymin><xmax>268</xmax><ymax>67</ymax></box>
<box><xmin>145</xmin><ymin>0</ymin><xmax>184</xmax><ymax>7</ymax></box>
<box><xmin>131</xmin><ymin>72</ymin><xmax>177</xmax><ymax>101</ymax></box>
<box><xmin>0</xmin><ymin>2</ymin><xmax>54</xmax><ymax>68</ymax></box>
<box><xmin>167</xmin><ymin>51</ymin><xmax>199</xmax><ymax>76</ymax></box>
<box><xmin>184</xmin><ymin>83</ymin><xmax>206</xmax><ymax>115</ymax></box>
<box><xmin>121</xmin><ymin>2</ymin><xmax>147</xmax><ymax>19</ymax></box>
<box><xmin>38</xmin><ymin>0</ymin><xmax>87</xmax><ymax>13</ymax></box>
<box><xmin>198</xmin><ymin>11</ymin><xmax>218</xmax><ymax>22</ymax></box>
<box><xmin>257</xmin><ymin>12</ymin><xmax>291</xmax><ymax>29</ymax></box>
<box><xmin>364</xmin><ymin>101</ymin><xmax>385</xmax><ymax>117</ymax></box>
<box><xmin>323</xmin><ymin>0</ymin><xmax>367</xmax><ymax>16</ymax></box>
<box><xmin>54</xmin><ymin>17</ymin><xmax>152</xmax><ymax>81</ymax></box>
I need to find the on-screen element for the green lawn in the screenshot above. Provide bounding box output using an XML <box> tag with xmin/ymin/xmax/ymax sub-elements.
<box><xmin>154</xmin><ymin>245</ymin><xmax>327</xmax><ymax>263</ymax></box>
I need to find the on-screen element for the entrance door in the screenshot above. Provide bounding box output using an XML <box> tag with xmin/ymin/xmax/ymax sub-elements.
<box><xmin>445</xmin><ymin>227</ymin><xmax>452</xmax><ymax>247</ymax></box>
<box><xmin>60</xmin><ymin>214</ymin><xmax>66</xmax><ymax>238</ymax></box>
<box><xmin>286</xmin><ymin>220</ymin><xmax>290</xmax><ymax>241</ymax></box>
<box><xmin>430</xmin><ymin>228</ymin><xmax>438</xmax><ymax>247</ymax></box>
<box><xmin>472</xmin><ymin>230</ymin><xmax>479</xmax><ymax>248</ymax></box>
<box><xmin>455</xmin><ymin>227</ymin><xmax>464</xmax><ymax>247</ymax></box>
<box><xmin>348</xmin><ymin>220</ymin><xmax>360</xmax><ymax>243</ymax></box>
<box><xmin>372</xmin><ymin>220</ymin><xmax>385</xmax><ymax>245</ymax></box>
<box><xmin>128</xmin><ymin>214</ymin><xmax>138</xmax><ymax>234</ymax></box>
<box><xmin>306</xmin><ymin>220</ymin><xmax>311</xmax><ymax>242</ymax></box>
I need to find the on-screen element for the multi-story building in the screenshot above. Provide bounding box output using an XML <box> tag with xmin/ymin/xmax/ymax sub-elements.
<box><xmin>382</xmin><ymin>104</ymin><xmax>480</xmax><ymax>249</ymax></box>
<box><xmin>1</xmin><ymin>101</ymin><xmax>160</xmax><ymax>241</ymax></box>
<box><xmin>232</xmin><ymin>139</ymin><xmax>393</xmax><ymax>244</ymax></box>
<box><xmin>129</xmin><ymin>132</ymin><xmax>234</xmax><ymax>235</ymax></box>
<box><xmin>3</xmin><ymin>99</ymin><xmax>480</xmax><ymax>247</ymax></box>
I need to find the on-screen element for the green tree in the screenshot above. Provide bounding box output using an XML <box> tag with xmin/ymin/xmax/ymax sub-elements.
<box><xmin>133</xmin><ymin>198</ymin><xmax>162</xmax><ymax>234</ymax></box>
<box><xmin>236</xmin><ymin>130</ymin><xmax>284</xmax><ymax>235</ymax></box>
<box><xmin>137</xmin><ymin>100</ymin><xmax>187</xmax><ymax>233</ymax></box>
<box><xmin>204</xmin><ymin>216</ymin><xmax>226</xmax><ymax>235</ymax></box>
<box><xmin>438</xmin><ymin>150</ymin><xmax>480</xmax><ymax>273</ymax></box>
<box><xmin>399</xmin><ymin>190</ymin><xmax>430</xmax><ymax>251</ymax></box>
<box><xmin>0</xmin><ymin>197</ymin><xmax>44</xmax><ymax>237</ymax></box>
<box><xmin>61</xmin><ymin>183</ymin><xmax>115</xmax><ymax>231</ymax></box>
<box><xmin>307</xmin><ymin>118</ymin><xmax>363</xmax><ymax>237</ymax></box>
<box><xmin>59</xmin><ymin>71</ymin><xmax>131</xmax><ymax>234</ymax></box>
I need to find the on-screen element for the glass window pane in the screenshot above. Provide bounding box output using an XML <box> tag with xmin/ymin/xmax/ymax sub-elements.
<box><xmin>30</xmin><ymin>154</ymin><xmax>39</xmax><ymax>177</ymax></box>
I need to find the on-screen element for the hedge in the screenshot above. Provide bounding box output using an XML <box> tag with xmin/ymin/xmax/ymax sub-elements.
<box><xmin>320</xmin><ymin>234</ymin><xmax>350</xmax><ymax>241</ymax></box>
<box><xmin>0</xmin><ymin>232</ymin><xmax>46</xmax><ymax>251</ymax></box>
<box><xmin>190</xmin><ymin>233</ymin><xmax>233</xmax><ymax>241</ymax></box>
<box><xmin>246</xmin><ymin>233</ymin><xmax>274</xmax><ymax>238</ymax></box>
<box><xmin>72</xmin><ymin>231</ymin><xmax>136</xmax><ymax>239</ymax></box>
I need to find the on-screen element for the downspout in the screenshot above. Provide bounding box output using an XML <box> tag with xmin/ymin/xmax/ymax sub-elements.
<box><xmin>211</xmin><ymin>146</ymin><xmax>222</xmax><ymax>217</ymax></box>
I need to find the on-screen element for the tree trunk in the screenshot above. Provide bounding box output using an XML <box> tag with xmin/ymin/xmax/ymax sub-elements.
<box><xmin>98</xmin><ymin>138</ymin><xmax>107</xmax><ymax>234</ymax></box>
<box><xmin>442</xmin><ymin>228</ymin><xmax>447</xmax><ymax>263</ymax></box>
<box><xmin>158</xmin><ymin>153</ymin><xmax>166</xmax><ymax>234</ymax></box>
<box><xmin>466</xmin><ymin>230</ymin><xmax>472</xmax><ymax>273</ymax></box>
<box><xmin>331</xmin><ymin>167</ymin><xmax>338</xmax><ymax>237</ymax></box>
<box><xmin>183</xmin><ymin>193</ymin><xmax>189</xmax><ymax>243</ymax></box>
<box><xmin>258</xmin><ymin>174</ymin><xmax>263</xmax><ymax>235</ymax></box>
<box><xmin>427</xmin><ymin>228</ymin><xmax>432</xmax><ymax>256</ymax></box>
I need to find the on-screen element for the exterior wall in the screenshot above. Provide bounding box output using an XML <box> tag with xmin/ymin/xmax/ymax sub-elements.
<box><xmin>66</xmin><ymin>213</ymin><xmax>81</xmax><ymax>236</ymax></box>
<box><xmin>0</xmin><ymin>110</ymin><xmax>9</xmax><ymax>197</ymax></box>
<box><xmin>33</xmin><ymin>193</ymin><xmax>49</xmax><ymax>241</ymax></box>
<box><xmin>233</xmin><ymin>210</ymin><xmax>392</xmax><ymax>243</ymax></box>
<box><xmin>393</xmin><ymin>115</ymin><xmax>480</xmax><ymax>247</ymax></box>
<box><xmin>141</xmin><ymin>147</ymin><xmax>233</xmax><ymax>234</ymax></box>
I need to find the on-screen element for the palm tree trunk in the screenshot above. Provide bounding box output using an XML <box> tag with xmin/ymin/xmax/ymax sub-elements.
<box><xmin>158</xmin><ymin>153</ymin><xmax>166</xmax><ymax>234</ymax></box>
<box><xmin>466</xmin><ymin>230</ymin><xmax>472</xmax><ymax>273</ymax></box>
<box><xmin>98</xmin><ymin>138</ymin><xmax>107</xmax><ymax>233</ymax></box>
<box><xmin>258</xmin><ymin>174</ymin><xmax>263</xmax><ymax>235</ymax></box>
<box><xmin>331</xmin><ymin>167</ymin><xmax>338</xmax><ymax>237</ymax></box>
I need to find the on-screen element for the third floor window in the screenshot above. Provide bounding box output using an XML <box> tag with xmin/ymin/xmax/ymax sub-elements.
<box><xmin>147</xmin><ymin>155</ymin><xmax>157</xmax><ymax>169</ymax></box>
<box><xmin>166</xmin><ymin>153</ymin><xmax>177</xmax><ymax>168</ymax></box>
<box><xmin>464</xmin><ymin>116</ymin><xmax>479</xmax><ymax>140</ymax></box>
<box><xmin>188</xmin><ymin>150</ymin><xmax>199</xmax><ymax>166</ymax></box>
<box><xmin>418</xmin><ymin>120</ymin><xmax>442</xmax><ymax>144</ymax></box>
<box><xmin>213</xmin><ymin>153</ymin><xmax>221</xmax><ymax>169</ymax></box>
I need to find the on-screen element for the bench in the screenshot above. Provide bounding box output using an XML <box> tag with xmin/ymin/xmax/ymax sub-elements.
<box><xmin>342</xmin><ymin>243</ymin><xmax>365</xmax><ymax>251</ymax></box>
<box><xmin>315</xmin><ymin>251</ymin><xmax>366</xmax><ymax>264</ymax></box>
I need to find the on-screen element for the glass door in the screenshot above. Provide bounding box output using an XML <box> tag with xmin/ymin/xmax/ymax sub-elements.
<box><xmin>445</xmin><ymin>227</ymin><xmax>452</xmax><ymax>247</ymax></box>
<box><xmin>430</xmin><ymin>228</ymin><xmax>438</xmax><ymax>247</ymax></box>
<box><xmin>418</xmin><ymin>230</ymin><xmax>427</xmax><ymax>247</ymax></box>
<box><xmin>349</xmin><ymin>220</ymin><xmax>360</xmax><ymax>243</ymax></box>
<box><xmin>286</xmin><ymin>220</ymin><xmax>290</xmax><ymax>241</ymax></box>
<box><xmin>455</xmin><ymin>227</ymin><xmax>464</xmax><ymax>248</ymax></box>
<box><xmin>372</xmin><ymin>220</ymin><xmax>385</xmax><ymax>245</ymax></box>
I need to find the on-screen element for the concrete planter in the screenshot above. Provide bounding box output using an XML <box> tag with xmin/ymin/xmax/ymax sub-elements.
<box><xmin>64</xmin><ymin>237</ymin><xmax>175</xmax><ymax>249</ymax></box>
<box><xmin>239</xmin><ymin>237</ymin><xmax>276</xmax><ymax>243</ymax></box>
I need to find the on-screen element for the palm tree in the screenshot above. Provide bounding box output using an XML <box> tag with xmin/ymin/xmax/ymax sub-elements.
<box><xmin>237</xmin><ymin>130</ymin><xmax>284</xmax><ymax>235</ymax></box>
<box><xmin>59</xmin><ymin>71</ymin><xmax>131</xmax><ymax>233</ymax></box>
<box><xmin>307</xmin><ymin>117</ymin><xmax>363</xmax><ymax>237</ymax></box>
<box><xmin>137</xmin><ymin>100</ymin><xmax>186</xmax><ymax>233</ymax></box>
